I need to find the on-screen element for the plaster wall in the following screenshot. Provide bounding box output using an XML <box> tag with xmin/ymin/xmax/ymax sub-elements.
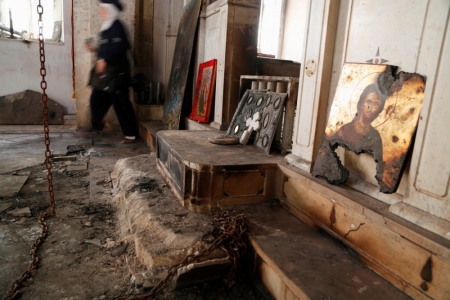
<box><xmin>134</xmin><ymin>0</ymin><xmax>154</xmax><ymax>80</ymax></box>
<box><xmin>203</xmin><ymin>0</ymin><xmax>260</xmax><ymax>130</ymax></box>
<box><xmin>290</xmin><ymin>0</ymin><xmax>450</xmax><ymax>239</ymax></box>
<box><xmin>0</xmin><ymin>0</ymin><xmax>74</xmax><ymax>114</ymax></box>
<box><xmin>328</xmin><ymin>0</ymin><xmax>450</xmax><ymax>225</ymax></box>
<box><xmin>73</xmin><ymin>0</ymin><xmax>135</xmax><ymax>132</ymax></box>
<box><xmin>152</xmin><ymin>0</ymin><xmax>185</xmax><ymax>105</ymax></box>
<box><xmin>203</xmin><ymin>5</ymin><xmax>220</xmax><ymax>65</ymax></box>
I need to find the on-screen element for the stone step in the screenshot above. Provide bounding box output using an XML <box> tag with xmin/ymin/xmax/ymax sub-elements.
<box><xmin>136</xmin><ymin>104</ymin><xmax>164</xmax><ymax>122</ymax></box>
<box><xmin>138</xmin><ymin>120</ymin><xmax>164</xmax><ymax>152</ymax></box>
<box><xmin>110</xmin><ymin>153</ymin><xmax>412</xmax><ymax>299</ymax></box>
<box><xmin>138</xmin><ymin>118</ymin><xmax>216</xmax><ymax>153</ymax></box>
<box><xmin>243</xmin><ymin>203</ymin><xmax>411</xmax><ymax>300</ymax></box>
<box><xmin>63</xmin><ymin>114</ymin><xmax>77</xmax><ymax>125</ymax></box>
<box><xmin>110</xmin><ymin>153</ymin><xmax>230</xmax><ymax>288</ymax></box>
<box><xmin>147</xmin><ymin>129</ymin><xmax>450</xmax><ymax>299</ymax></box>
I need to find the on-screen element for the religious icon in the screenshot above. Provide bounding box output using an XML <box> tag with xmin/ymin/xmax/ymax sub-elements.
<box><xmin>163</xmin><ymin>0</ymin><xmax>202</xmax><ymax>130</ymax></box>
<box><xmin>227</xmin><ymin>90</ymin><xmax>287</xmax><ymax>154</ymax></box>
<box><xmin>312</xmin><ymin>63</ymin><xmax>425</xmax><ymax>193</ymax></box>
<box><xmin>190</xmin><ymin>59</ymin><xmax>217</xmax><ymax>123</ymax></box>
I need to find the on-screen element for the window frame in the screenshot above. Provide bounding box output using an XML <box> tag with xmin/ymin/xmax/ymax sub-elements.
<box><xmin>0</xmin><ymin>0</ymin><xmax>64</xmax><ymax>43</ymax></box>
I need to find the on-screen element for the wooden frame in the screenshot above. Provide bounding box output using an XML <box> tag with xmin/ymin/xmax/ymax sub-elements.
<box><xmin>190</xmin><ymin>59</ymin><xmax>217</xmax><ymax>123</ymax></box>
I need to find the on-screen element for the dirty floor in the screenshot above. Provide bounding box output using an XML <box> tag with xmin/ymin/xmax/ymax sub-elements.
<box><xmin>0</xmin><ymin>130</ymin><xmax>262</xmax><ymax>300</ymax></box>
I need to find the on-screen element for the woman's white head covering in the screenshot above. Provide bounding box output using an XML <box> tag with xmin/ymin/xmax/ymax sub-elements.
<box><xmin>100</xmin><ymin>3</ymin><xmax>120</xmax><ymax>32</ymax></box>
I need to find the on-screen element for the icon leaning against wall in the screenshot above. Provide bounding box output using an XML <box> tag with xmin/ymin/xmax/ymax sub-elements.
<box><xmin>312</xmin><ymin>63</ymin><xmax>425</xmax><ymax>194</ymax></box>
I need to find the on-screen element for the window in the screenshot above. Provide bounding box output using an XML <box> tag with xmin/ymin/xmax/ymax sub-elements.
<box><xmin>0</xmin><ymin>0</ymin><xmax>63</xmax><ymax>42</ymax></box>
<box><xmin>257</xmin><ymin>0</ymin><xmax>284</xmax><ymax>58</ymax></box>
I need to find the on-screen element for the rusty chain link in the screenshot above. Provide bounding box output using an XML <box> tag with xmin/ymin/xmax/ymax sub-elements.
<box><xmin>5</xmin><ymin>1</ymin><xmax>56</xmax><ymax>299</ymax></box>
<box><xmin>117</xmin><ymin>211</ymin><xmax>249</xmax><ymax>300</ymax></box>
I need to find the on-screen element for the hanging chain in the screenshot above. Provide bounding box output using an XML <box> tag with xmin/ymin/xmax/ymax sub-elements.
<box><xmin>5</xmin><ymin>2</ymin><xmax>56</xmax><ymax>299</ymax></box>
<box><xmin>117</xmin><ymin>211</ymin><xmax>249</xmax><ymax>300</ymax></box>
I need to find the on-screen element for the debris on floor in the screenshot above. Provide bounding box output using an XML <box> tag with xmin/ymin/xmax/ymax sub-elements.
<box><xmin>84</xmin><ymin>238</ymin><xmax>103</xmax><ymax>247</ymax></box>
<box><xmin>6</xmin><ymin>207</ymin><xmax>31</xmax><ymax>217</ymax></box>
<box><xmin>0</xmin><ymin>132</ymin><xmax>262</xmax><ymax>299</ymax></box>
<box><xmin>0</xmin><ymin>202</ymin><xmax>12</xmax><ymax>213</ymax></box>
<box><xmin>0</xmin><ymin>175</ymin><xmax>29</xmax><ymax>197</ymax></box>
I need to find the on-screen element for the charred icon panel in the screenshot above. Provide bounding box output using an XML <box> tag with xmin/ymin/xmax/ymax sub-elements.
<box><xmin>255</xmin><ymin>95</ymin><xmax>287</xmax><ymax>154</ymax></box>
<box><xmin>312</xmin><ymin>63</ymin><xmax>425</xmax><ymax>193</ymax></box>
<box><xmin>227</xmin><ymin>90</ymin><xmax>267</xmax><ymax>139</ymax></box>
<box><xmin>227</xmin><ymin>90</ymin><xmax>287</xmax><ymax>154</ymax></box>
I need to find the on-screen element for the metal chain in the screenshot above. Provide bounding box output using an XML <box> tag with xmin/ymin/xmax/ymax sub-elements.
<box><xmin>5</xmin><ymin>2</ymin><xmax>56</xmax><ymax>299</ymax></box>
<box><xmin>117</xmin><ymin>211</ymin><xmax>249</xmax><ymax>300</ymax></box>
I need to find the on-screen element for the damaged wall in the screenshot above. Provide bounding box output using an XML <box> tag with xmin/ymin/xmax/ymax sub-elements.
<box><xmin>289</xmin><ymin>0</ymin><xmax>450</xmax><ymax>240</ymax></box>
<box><xmin>0</xmin><ymin>0</ymin><xmax>74</xmax><ymax>114</ymax></box>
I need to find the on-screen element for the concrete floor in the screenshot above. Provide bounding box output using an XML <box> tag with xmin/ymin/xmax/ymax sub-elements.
<box><xmin>0</xmin><ymin>127</ymin><xmax>149</xmax><ymax>298</ymax></box>
<box><xmin>0</xmin><ymin>126</ymin><xmax>262</xmax><ymax>299</ymax></box>
<box><xmin>0</xmin><ymin>125</ymin><xmax>413</xmax><ymax>299</ymax></box>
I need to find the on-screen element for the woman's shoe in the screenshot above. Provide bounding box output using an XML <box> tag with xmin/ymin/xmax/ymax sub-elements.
<box><xmin>119</xmin><ymin>137</ymin><xmax>136</xmax><ymax>144</ymax></box>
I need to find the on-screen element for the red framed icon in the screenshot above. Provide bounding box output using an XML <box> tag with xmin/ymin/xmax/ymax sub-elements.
<box><xmin>190</xmin><ymin>59</ymin><xmax>217</xmax><ymax>123</ymax></box>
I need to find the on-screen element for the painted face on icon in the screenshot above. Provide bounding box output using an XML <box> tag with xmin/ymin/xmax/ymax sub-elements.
<box><xmin>361</xmin><ymin>92</ymin><xmax>381</xmax><ymax>123</ymax></box>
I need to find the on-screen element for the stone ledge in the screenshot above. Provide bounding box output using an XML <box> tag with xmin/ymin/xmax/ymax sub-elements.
<box><xmin>0</xmin><ymin>125</ymin><xmax>77</xmax><ymax>134</ymax></box>
<box><xmin>390</xmin><ymin>202</ymin><xmax>450</xmax><ymax>241</ymax></box>
<box><xmin>138</xmin><ymin>120</ymin><xmax>164</xmax><ymax>152</ymax></box>
<box><xmin>156</xmin><ymin>130</ymin><xmax>284</xmax><ymax>212</ymax></box>
<box><xmin>110</xmin><ymin>154</ymin><xmax>226</xmax><ymax>271</ymax></box>
<box><xmin>184</xmin><ymin>117</ymin><xmax>216</xmax><ymax>131</ymax></box>
<box><xmin>109</xmin><ymin>152</ymin><xmax>411</xmax><ymax>299</ymax></box>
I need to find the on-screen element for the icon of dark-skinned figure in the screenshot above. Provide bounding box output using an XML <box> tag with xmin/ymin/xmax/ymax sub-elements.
<box><xmin>330</xmin><ymin>83</ymin><xmax>386</xmax><ymax>170</ymax></box>
<box><xmin>313</xmin><ymin>64</ymin><xmax>425</xmax><ymax>194</ymax></box>
<box><xmin>313</xmin><ymin>73</ymin><xmax>399</xmax><ymax>193</ymax></box>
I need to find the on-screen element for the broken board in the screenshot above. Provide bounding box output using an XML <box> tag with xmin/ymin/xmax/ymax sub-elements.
<box><xmin>0</xmin><ymin>175</ymin><xmax>29</xmax><ymax>197</ymax></box>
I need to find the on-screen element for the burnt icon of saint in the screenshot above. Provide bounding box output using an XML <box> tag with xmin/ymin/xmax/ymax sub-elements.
<box><xmin>330</xmin><ymin>83</ymin><xmax>385</xmax><ymax>167</ymax></box>
<box><xmin>313</xmin><ymin>82</ymin><xmax>389</xmax><ymax>191</ymax></box>
<box><xmin>313</xmin><ymin>64</ymin><xmax>425</xmax><ymax>194</ymax></box>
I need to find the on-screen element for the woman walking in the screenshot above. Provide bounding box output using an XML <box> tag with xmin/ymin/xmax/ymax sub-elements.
<box><xmin>87</xmin><ymin>0</ymin><xmax>138</xmax><ymax>143</ymax></box>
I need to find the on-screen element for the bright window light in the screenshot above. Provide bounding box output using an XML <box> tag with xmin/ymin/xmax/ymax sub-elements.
<box><xmin>258</xmin><ymin>0</ymin><xmax>283</xmax><ymax>57</ymax></box>
<box><xmin>0</xmin><ymin>0</ymin><xmax>63</xmax><ymax>41</ymax></box>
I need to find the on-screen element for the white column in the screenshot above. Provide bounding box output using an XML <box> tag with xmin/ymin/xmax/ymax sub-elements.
<box><xmin>289</xmin><ymin>0</ymin><xmax>340</xmax><ymax>172</ymax></box>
